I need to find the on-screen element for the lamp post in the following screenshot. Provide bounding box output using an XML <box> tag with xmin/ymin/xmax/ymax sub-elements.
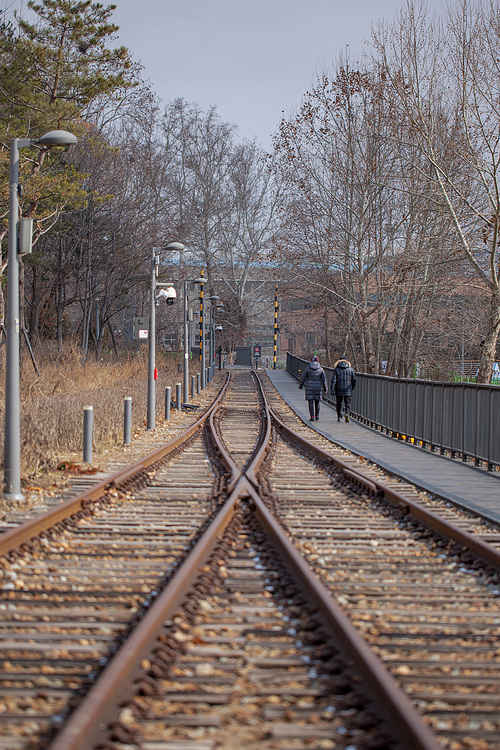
<box><xmin>213</xmin><ymin>303</ymin><xmax>224</xmax><ymax>376</ymax></box>
<box><xmin>198</xmin><ymin>272</ymin><xmax>206</xmax><ymax>388</ymax></box>
<box><xmin>274</xmin><ymin>282</ymin><xmax>279</xmax><ymax>370</ymax></box>
<box><xmin>146</xmin><ymin>242</ymin><xmax>184</xmax><ymax>430</ymax></box>
<box><xmin>183</xmin><ymin>279</ymin><xmax>189</xmax><ymax>402</ymax></box>
<box><xmin>207</xmin><ymin>296</ymin><xmax>220</xmax><ymax>380</ymax></box>
<box><xmin>214</xmin><ymin>305</ymin><xmax>224</xmax><ymax>371</ymax></box>
<box><xmin>4</xmin><ymin>130</ymin><xmax>77</xmax><ymax>501</ymax></box>
<box><xmin>146</xmin><ymin>247</ymin><xmax>159</xmax><ymax>431</ymax></box>
<box><xmin>163</xmin><ymin>242</ymin><xmax>187</xmax><ymax>403</ymax></box>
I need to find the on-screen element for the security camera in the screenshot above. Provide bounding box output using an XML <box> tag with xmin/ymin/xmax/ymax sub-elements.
<box><xmin>157</xmin><ymin>286</ymin><xmax>177</xmax><ymax>305</ymax></box>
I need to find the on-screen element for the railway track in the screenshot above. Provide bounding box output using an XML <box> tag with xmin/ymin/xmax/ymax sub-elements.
<box><xmin>0</xmin><ymin>369</ymin><xmax>499</xmax><ymax>749</ymax></box>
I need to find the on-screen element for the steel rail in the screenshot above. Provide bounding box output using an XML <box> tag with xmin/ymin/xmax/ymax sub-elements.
<box><xmin>46</xmin><ymin>480</ymin><xmax>258</xmax><ymax>748</ymax></box>
<box><xmin>46</xmin><ymin>373</ymin><xmax>273</xmax><ymax>750</ymax></box>
<box><xmin>266</xmin><ymin>394</ymin><xmax>500</xmax><ymax>573</ymax></box>
<box><xmin>207</xmin><ymin>371</ymin><xmax>271</xmax><ymax>493</ymax></box>
<box><xmin>248</xmin><ymin>491</ymin><xmax>442</xmax><ymax>750</ymax></box>
<box><xmin>47</xmin><ymin>371</ymin><xmax>442</xmax><ymax>750</ymax></box>
<box><xmin>208</xmin><ymin>378</ymin><xmax>240</xmax><ymax>491</ymax></box>
<box><xmin>46</xmin><ymin>484</ymin><xmax>244</xmax><ymax>750</ymax></box>
<box><xmin>0</xmin><ymin>373</ymin><xmax>230</xmax><ymax>559</ymax></box>
<box><xmin>244</xmin><ymin>370</ymin><xmax>272</xmax><ymax>490</ymax></box>
<box><xmin>245</xmin><ymin>378</ymin><xmax>442</xmax><ymax>748</ymax></box>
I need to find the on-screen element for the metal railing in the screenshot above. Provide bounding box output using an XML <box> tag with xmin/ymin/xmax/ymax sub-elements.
<box><xmin>287</xmin><ymin>353</ymin><xmax>500</xmax><ymax>471</ymax></box>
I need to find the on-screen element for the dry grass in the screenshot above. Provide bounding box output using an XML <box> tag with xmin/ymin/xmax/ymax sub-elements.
<box><xmin>0</xmin><ymin>340</ymin><xmax>200</xmax><ymax>477</ymax></box>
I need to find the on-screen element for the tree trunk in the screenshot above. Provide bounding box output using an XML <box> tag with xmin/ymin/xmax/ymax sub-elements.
<box><xmin>324</xmin><ymin>308</ymin><xmax>331</xmax><ymax>367</ymax></box>
<box><xmin>107</xmin><ymin>319</ymin><xmax>118</xmax><ymax>355</ymax></box>
<box><xmin>28</xmin><ymin>264</ymin><xmax>43</xmax><ymax>344</ymax></box>
<box><xmin>477</xmin><ymin>291</ymin><xmax>500</xmax><ymax>383</ymax></box>
<box><xmin>56</xmin><ymin>278</ymin><xmax>64</xmax><ymax>349</ymax></box>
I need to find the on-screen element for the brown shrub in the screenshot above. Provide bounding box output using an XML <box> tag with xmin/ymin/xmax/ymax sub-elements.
<box><xmin>0</xmin><ymin>341</ymin><xmax>200</xmax><ymax>477</ymax></box>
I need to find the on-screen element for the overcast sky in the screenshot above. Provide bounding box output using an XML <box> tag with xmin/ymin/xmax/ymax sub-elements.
<box><xmin>4</xmin><ymin>0</ymin><xmax>445</xmax><ymax>149</ymax></box>
<box><xmin>111</xmin><ymin>0</ymin><xmax>445</xmax><ymax>149</ymax></box>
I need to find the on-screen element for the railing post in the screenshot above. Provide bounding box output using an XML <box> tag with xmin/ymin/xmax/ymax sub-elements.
<box><xmin>196</xmin><ymin>373</ymin><xmax>200</xmax><ymax>394</ymax></box>
<box><xmin>191</xmin><ymin>375</ymin><xmax>196</xmax><ymax>400</ymax></box>
<box><xmin>83</xmin><ymin>405</ymin><xmax>93</xmax><ymax>464</ymax></box>
<box><xmin>165</xmin><ymin>386</ymin><xmax>171</xmax><ymax>421</ymax></box>
<box><xmin>123</xmin><ymin>397</ymin><xmax>132</xmax><ymax>445</ymax></box>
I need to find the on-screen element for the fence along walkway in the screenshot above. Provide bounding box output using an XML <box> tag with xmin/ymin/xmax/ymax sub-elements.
<box><xmin>267</xmin><ymin>362</ymin><xmax>500</xmax><ymax>526</ymax></box>
<box><xmin>287</xmin><ymin>354</ymin><xmax>500</xmax><ymax>472</ymax></box>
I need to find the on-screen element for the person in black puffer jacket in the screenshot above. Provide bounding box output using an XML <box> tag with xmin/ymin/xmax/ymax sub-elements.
<box><xmin>299</xmin><ymin>356</ymin><xmax>328</xmax><ymax>421</ymax></box>
<box><xmin>330</xmin><ymin>356</ymin><xmax>356</xmax><ymax>422</ymax></box>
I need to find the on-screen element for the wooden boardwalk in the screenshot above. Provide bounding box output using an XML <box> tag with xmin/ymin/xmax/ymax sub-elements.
<box><xmin>266</xmin><ymin>369</ymin><xmax>500</xmax><ymax>525</ymax></box>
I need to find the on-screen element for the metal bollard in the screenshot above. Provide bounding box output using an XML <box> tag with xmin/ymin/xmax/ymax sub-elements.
<box><xmin>165</xmin><ymin>386</ymin><xmax>171</xmax><ymax>421</ymax></box>
<box><xmin>123</xmin><ymin>397</ymin><xmax>132</xmax><ymax>445</ymax></box>
<box><xmin>83</xmin><ymin>405</ymin><xmax>93</xmax><ymax>464</ymax></box>
<box><xmin>191</xmin><ymin>375</ymin><xmax>196</xmax><ymax>400</ymax></box>
<box><xmin>176</xmin><ymin>383</ymin><xmax>182</xmax><ymax>410</ymax></box>
<box><xmin>196</xmin><ymin>373</ymin><xmax>200</xmax><ymax>394</ymax></box>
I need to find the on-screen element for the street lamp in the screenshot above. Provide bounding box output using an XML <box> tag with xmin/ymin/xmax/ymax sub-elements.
<box><xmin>146</xmin><ymin>241</ymin><xmax>184</xmax><ymax>431</ymax></box>
<box><xmin>274</xmin><ymin>282</ymin><xmax>279</xmax><ymax>369</ymax></box>
<box><xmin>195</xmin><ymin>273</ymin><xmax>206</xmax><ymax>388</ymax></box>
<box><xmin>210</xmin><ymin>302</ymin><xmax>224</xmax><ymax>377</ymax></box>
<box><xmin>4</xmin><ymin>130</ymin><xmax>77</xmax><ymax>501</ymax></box>
<box><xmin>207</xmin><ymin>295</ymin><xmax>220</xmax><ymax>380</ymax></box>
<box><xmin>214</xmin><ymin>306</ymin><xmax>224</xmax><ymax>370</ymax></box>
<box><xmin>146</xmin><ymin>247</ymin><xmax>159</xmax><ymax>431</ymax></box>
<box><xmin>162</xmin><ymin>242</ymin><xmax>188</xmax><ymax>403</ymax></box>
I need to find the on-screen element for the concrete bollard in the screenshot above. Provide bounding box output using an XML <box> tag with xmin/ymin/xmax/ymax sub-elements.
<box><xmin>83</xmin><ymin>405</ymin><xmax>93</xmax><ymax>464</ymax></box>
<box><xmin>123</xmin><ymin>397</ymin><xmax>132</xmax><ymax>445</ymax></box>
<box><xmin>191</xmin><ymin>375</ymin><xmax>196</xmax><ymax>400</ymax></box>
<box><xmin>176</xmin><ymin>383</ymin><xmax>182</xmax><ymax>410</ymax></box>
<box><xmin>165</xmin><ymin>386</ymin><xmax>171</xmax><ymax>421</ymax></box>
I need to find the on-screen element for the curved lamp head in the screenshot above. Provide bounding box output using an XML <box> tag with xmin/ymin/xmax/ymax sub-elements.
<box><xmin>36</xmin><ymin>130</ymin><xmax>78</xmax><ymax>147</ymax></box>
<box><xmin>166</xmin><ymin>242</ymin><xmax>185</xmax><ymax>251</ymax></box>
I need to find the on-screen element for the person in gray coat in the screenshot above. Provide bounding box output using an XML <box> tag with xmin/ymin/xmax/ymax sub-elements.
<box><xmin>299</xmin><ymin>356</ymin><xmax>328</xmax><ymax>421</ymax></box>
<box><xmin>330</xmin><ymin>355</ymin><xmax>356</xmax><ymax>422</ymax></box>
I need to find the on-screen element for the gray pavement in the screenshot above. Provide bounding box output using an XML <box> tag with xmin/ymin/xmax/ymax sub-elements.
<box><xmin>265</xmin><ymin>368</ymin><xmax>500</xmax><ymax>525</ymax></box>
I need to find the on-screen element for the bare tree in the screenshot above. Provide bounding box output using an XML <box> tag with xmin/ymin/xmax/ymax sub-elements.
<box><xmin>272</xmin><ymin>59</ymin><xmax>450</xmax><ymax>373</ymax></box>
<box><xmin>159</xmin><ymin>99</ymin><xmax>280</xmax><ymax>344</ymax></box>
<box><xmin>373</xmin><ymin>0</ymin><xmax>500</xmax><ymax>382</ymax></box>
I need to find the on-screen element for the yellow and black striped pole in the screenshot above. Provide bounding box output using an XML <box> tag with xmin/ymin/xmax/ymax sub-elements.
<box><xmin>273</xmin><ymin>283</ymin><xmax>278</xmax><ymax>370</ymax></box>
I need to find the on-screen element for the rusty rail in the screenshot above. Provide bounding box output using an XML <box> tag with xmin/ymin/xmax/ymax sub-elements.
<box><xmin>49</xmin><ymin>372</ymin><xmax>442</xmax><ymax>750</ymax></box>
<box><xmin>47</xmin><ymin>485</ymin><xmax>241</xmax><ymax>750</ymax></box>
<box><xmin>10</xmin><ymin>370</ymin><xmax>499</xmax><ymax>750</ymax></box>
<box><xmin>0</xmin><ymin>373</ymin><xmax>230</xmax><ymax>559</ymax></box>
<box><xmin>267</xmin><ymin>398</ymin><xmax>500</xmax><ymax>573</ymax></box>
<box><xmin>249</xmin><ymin>492</ymin><xmax>442</xmax><ymax>750</ymax></box>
